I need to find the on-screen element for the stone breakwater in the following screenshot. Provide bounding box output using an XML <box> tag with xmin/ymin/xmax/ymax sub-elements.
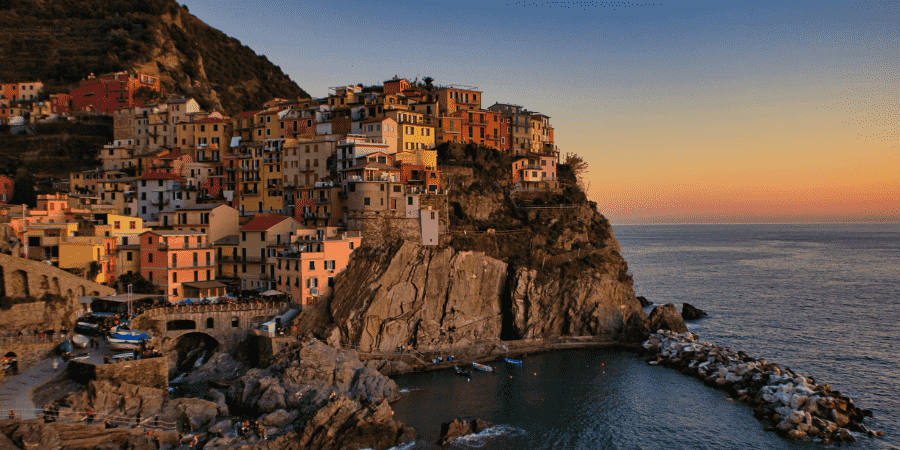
<box><xmin>642</xmin><ymin>330</ymin><xmax>884</xmax><ymax>443</ymax></box>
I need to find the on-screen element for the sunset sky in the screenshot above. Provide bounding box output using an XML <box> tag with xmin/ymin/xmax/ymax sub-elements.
<box><xmin>180</xmin><ymin>0</ymin><xmax>898</xmax><ymax>224</ymax></box>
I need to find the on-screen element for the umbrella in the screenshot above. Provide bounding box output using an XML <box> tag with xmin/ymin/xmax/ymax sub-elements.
<box><xmin>260</xmin><ymin>290</ymin><xmax>284</xmax><ymax>297</ymax></box>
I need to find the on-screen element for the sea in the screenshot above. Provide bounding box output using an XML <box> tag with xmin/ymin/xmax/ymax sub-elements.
<box><xmin>389</xmin><ymin>223</ymin><xmax>900</xmax><ymax>450</ymax></box>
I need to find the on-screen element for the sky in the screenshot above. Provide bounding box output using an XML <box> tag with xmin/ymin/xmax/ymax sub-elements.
<box><xmin>179</xmin><ymin>0</ymin><xmax>898</xmax><ymax>224</ymax></box>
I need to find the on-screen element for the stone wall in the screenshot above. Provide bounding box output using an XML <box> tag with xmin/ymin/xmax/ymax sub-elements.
<box><xmin>0</xmin><ymin>302</ymin><xmax>46</xmax><ymax>331</ymax></box>
<box><xmin>0</xmin><ymin>253</ymin><xmax>115</xmax><ymax>300</ymax></box>
<box><xmin>68</xmin><ymin>357</ymin><xmax>168</xmax><ymax>389</ymax></box>
<box><xmin>248</xmin><ymin>334</ymin><xmax>296</xmax><ymax>367</ymax></box>
<box><xmin>0</xmin><ymin>341</ymin><xmax>58</xmax><ymax>373</ymax></box>
<box><xmin>140</xmin><ymin>305</ymin><xmax>286</xmax><ymax>352</ymax></box>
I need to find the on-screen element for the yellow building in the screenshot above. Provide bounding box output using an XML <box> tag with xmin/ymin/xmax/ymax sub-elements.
<box><xmin>238</xmin><ymin>214</ymin><xmax>302</xmax><ymax>291</ymax></box>
<box><xmin>58</xmin><ymin>235</ymin><xmax>118</xmax><ymax>285</ymax></box>
<box><xmin>194</xmin><ymin>117</ymin><xmax>232</xmax><ymax>160</ymax></box>
<box><xmin>385</xmin><ymin>110</ymin><xmax>435</xmax><ymax>151</ymax></box>
<box><xmin>213</xmin><ymin>234</ymin><xmax>240</xmax><ymax>291</ymax></box>
<box><xmin>91</xmin><ymin>214</ymin><xmax>149</xmax><ymax>278</ymax></box>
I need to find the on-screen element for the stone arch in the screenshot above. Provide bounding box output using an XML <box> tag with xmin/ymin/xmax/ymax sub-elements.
<box><xmin>8</xmin><ymin>270</ymin><xmax>29</xmax><ymax>298</ymax></box>
<box><xmin>79</xmin><ymin>286</ymin><xmax>86</xmax><ymax>297</ymax></box>
<box><xmin>3</xmin><ymin>351</ymin><xmax>17</xmax><ymax>375</ymax></box>
<box><xmin>39</xmin><ymin>275</ymin><xmax>50</xmax><ymax>293</ymax></box>
<box><xmin>89</xmin><ymin>291</ymin><xmax>99</xmax><ymax>297</ymax></box>
<box><xmin>171</xmin><ymin>332</ymin><xmax>220</xmax><ymax>373</ymax></box>
<box><xmin>66</xmin><ymin>289</ymin><xmax>74</xmax><ymax>301</ymax></box>
<box><xmin>50</xmin><ymin>277</ymin><xmax>61</xmax><ymax>295</ymax></box>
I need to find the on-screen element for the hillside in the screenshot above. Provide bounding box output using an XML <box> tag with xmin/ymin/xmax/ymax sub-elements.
<box><xmin>0</xmin><ymin>0</ymin><xmax>309</xmax><ymax>114</ymax></box>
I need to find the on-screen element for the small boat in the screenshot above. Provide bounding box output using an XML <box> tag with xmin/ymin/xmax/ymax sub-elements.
<box><xmin>454</xmin><ymin>366</ymin><xmax>472</xmax><ymax>378</ymax></box>
<box><xmin>504</xmin><ymin>358</ymin><xmax>523</xmax><ymax>365</ymax></box>
<box><xmin>72</xmin><ymin>334</ymin><xmax>90</xmax><ymax>349</ymax></box>
<box><xmin>107</xmin><ymin>330</ymin><xmax>151</xmax><ymax>351</ymax></box>
<box><xmin>472</xmin><ymin>362</ymin><xmax>493</xmax><ymax>372</ymax></box>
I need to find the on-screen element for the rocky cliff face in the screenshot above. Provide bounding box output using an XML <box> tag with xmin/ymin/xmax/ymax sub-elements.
<box><xmin>331</xmin><ymin>147</ymin><xmax>646</xmax><ymax>352</ymax></box>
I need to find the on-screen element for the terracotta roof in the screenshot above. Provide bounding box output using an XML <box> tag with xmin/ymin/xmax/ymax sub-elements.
<box><xmin>139</xmin><ymin>171</ymin><xmax>184</xmax><ymax>181</ymax></box>
<box><xmin>235</xmin><ymin>110</ymin><xmax>263</xmax><ymax>117</ymax></box>
<box><xmin>240</xmin><ymin>214</ymin><xmax>292</xmax><ymax>231</ymax></box>
<box><xmin>199</xmin><ymin>117</ymin><xmax>227</xmax><ymax>123</ymax></box>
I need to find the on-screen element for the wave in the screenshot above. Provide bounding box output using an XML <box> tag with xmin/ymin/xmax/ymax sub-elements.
<box><xmin>399</xmin><ymin>388</ymin><xmax>422</xmax><ymax>393</ymax></box>
<box><xmin>448</xmin><ymin>424</ymin><xmax>528</xmax><ymax>448</ymax></box>
<box><xmin>379</xmin><ymin>441</ymin><xmax>420</xmax><ymax>450</ymax></box>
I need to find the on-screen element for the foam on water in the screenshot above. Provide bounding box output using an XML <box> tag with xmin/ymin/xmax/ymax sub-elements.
<box><xmin>447</xmin><ymin>425</ymin><xmax>528</xmax><ymax>448</ymax></box>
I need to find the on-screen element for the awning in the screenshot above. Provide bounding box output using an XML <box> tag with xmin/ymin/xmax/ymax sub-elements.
<box><xmin>182</xmin><ymin>281</ymin><xmax>227</xmax><ymax>289</ymax></box>
<box><xmin>260</xmin><ymin>289</ymin><xmax>284</xmax><ymax>296</ymax></box>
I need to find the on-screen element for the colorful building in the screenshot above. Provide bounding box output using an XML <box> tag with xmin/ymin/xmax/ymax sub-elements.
<box><xmin>139</xmin><ymin>230</ymin><xmax>217</xmax><ymax>302</ymax></box>
<box><xmin>274</xmin><ymin>233</ymin><xmax>361</xmax><ymax>305</ymax></box>
<box><xmin>511</xmin><ymin>153</ymin><xmax>559</xmax><ymax>190</ymax></box>
<box><xmin>158</xmin><ymin>204</ymin><xmax>239</xmax><ymax>243</ymax></box>
<box><xmin>0</xmin><ymin>175</ymin><xmax>13</xmax><ymax>203</ymax></box>
<box><xmin>70</xmin><ymin>72</ymin><xmax>161</xmax><ymax>114</ymax></box>
<box><xmin>238</xmin><ymin>214</ymin><xmax>303</xmax><ymax>291</ymax></box>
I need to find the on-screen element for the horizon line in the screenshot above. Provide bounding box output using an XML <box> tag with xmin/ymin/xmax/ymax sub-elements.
<box><xmin>612</xmin><ymin>222</ymin><xmax>900</xmax><ymax>226</ymax></box>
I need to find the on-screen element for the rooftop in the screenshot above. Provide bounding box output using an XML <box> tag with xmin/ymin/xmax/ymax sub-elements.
<box><xmin>240</xmin><ymin>214</ymin><xmax>292</xmax><ymax>231</ymax></box>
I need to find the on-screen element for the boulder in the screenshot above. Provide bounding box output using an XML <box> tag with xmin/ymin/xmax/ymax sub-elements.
<box><xmin>637</xmin><ymin>296</ymin><xmax>652</xmax><ymax>308</ymax></box>
<box><xmin>646</xmin><ymin>304</ymin><xmax>688</xmax><ymax>334</ymax></box>
<box><xmin>260</xmin><ymin>409</ymin><xmax>294</xmax><ymax>428</ymax></box>
<box><xmin>183</xmin><ymin>352</ymin><xmax>246</xmax><ymax>384</ymax></box>
<box><xmin>161</xmin><ymin>397</ymin><xmax>220</xmax><ymax>432</ymax></box>
<box><xmin>438</xmin><ymin>418</ymin><xmax>494</xmax><ymax>445</ymax></box>
<box><xmin>681</xmin><ymin>303</ymin><xmax>707</xmax><ymax>320</ymax></box>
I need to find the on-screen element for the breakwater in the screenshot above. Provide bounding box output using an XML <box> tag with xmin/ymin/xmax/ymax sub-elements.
<box><xmin>643</xmin><ymin>330</ymin><xmax>884</xmax><ymax>443</ymax></box>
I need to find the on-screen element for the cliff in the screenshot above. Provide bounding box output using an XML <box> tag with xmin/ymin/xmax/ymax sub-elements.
<box><xmin>328</xmin><ymin>144</ymin><xmax>646</xmax><ymax>352</ymax></box>
<box><xmin>0</xmin><ymin>0</ymin><xmax>308</xmax><ymax>114</ymax></box>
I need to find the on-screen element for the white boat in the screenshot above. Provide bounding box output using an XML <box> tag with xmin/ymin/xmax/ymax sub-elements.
<box><xmin>107</xmin><ymin>330</ymin><xmax>151</xmax><ymax>351</ymax></box>
<box><xmin>472</xmin><ymin>362</ymin><xmax>493</xmax><ymax>372</ymax></box>
<box><xmin>72</xmin><ymin>334</ymin><xmax>90</xmax><ymax>349</ymax></box>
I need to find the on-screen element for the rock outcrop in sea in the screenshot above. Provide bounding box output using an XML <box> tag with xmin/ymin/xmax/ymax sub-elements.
<box><xmin>643</xmin><ymin>330</ymin><xmax>884</xmax><ymax>443</ymax></box>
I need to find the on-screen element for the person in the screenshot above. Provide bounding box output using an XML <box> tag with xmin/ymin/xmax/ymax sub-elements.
<box><xmin>52</xmin><ymin>358</ymin><xmax>58</xmax><ymax>371</ymax></box>
<box><xmin>8</xmin><ymin>410</ymin><xmax>15</xmax><ymax>420</ymax></box>
<box><xmin>189</xmin><ymin>435</ymin><xmax>198</xmax><ymax>450</ymax></box>
<box><xmin>105</xmin><ymin>419</ymin><xmax>114</xmax><ymax>429</ymax></box>
<box><xmin>84</xmin><ymin>408</ymin><xmax>94</xmax><ymax>424</ymax></box>
<box><xmin>260</xmin><ymin>426</ymin><xmax>267</xmax><ymax>440</ymax></box>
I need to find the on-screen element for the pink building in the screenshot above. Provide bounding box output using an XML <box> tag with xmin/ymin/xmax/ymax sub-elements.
<box><xmin>274</xmin><ymin>233</ymin><xmax>362</xmax><ymax>306</ymax></box>
<box><xmin>511</xmin><ymin>153</ymin><xmax>558</xmax><ymax>190</ymax></box>
<box><xmin>140</xmin><ymin>230</ymin><xmax>222</xmax><ymax>303</ymax></box>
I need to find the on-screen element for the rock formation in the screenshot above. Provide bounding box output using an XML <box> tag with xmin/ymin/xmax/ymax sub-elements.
<box><xmin>681</xmin><ymin>303</ymin><xmax>707</xmax><ymax>320</ymax></box>
<box><xmin>437</xmin><ymin>418</ymin><xmax>494</xmax><ymax>445</ymax></box>
<box><xmin>644</xmin><ymin>330</ymin><xmax>883</xmax><ymax>443</ymax></box>
<box><xmin>646</xmin><ymin>304</ymin><xmax>688</xmax><ymax>334</ymax></box>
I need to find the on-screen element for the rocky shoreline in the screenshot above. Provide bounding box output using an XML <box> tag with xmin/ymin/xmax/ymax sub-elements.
<box><xmin>642</xmin><ymin>330</ymin><xmax>884</xmax><ymax>443</ymax></box>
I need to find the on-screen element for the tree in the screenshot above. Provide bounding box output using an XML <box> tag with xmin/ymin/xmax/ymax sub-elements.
<box><xmin>133</xmin><ymin>86</ymin><xmax>160</xmax><ymax>104</ymax></box>
<box><xmin>117</xmin><ymin>272</ymin><xmax>157</xmax><ymax>294</ymax></box>
<box><xmin>563</xmin><ymin>152</ymin><xmax>589</xmax><ymax>190</ymax></box>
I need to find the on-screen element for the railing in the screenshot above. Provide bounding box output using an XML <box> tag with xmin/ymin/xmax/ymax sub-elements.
<box><xmin>241</xmin><ymin>189</ymin><xmax>259</xmax><ymax>195</ymax></box>
<box><xmin>139</xmin><ymin>301</ymin><xmax>286</xmax><ymax>317</ymax></box>
<box><xmin>315</xmin><ymin>197</ymin><xmax>330</xmax><ymax>204</ymax></box>
<box><xmin>0</xmin><ymin>408</ymin><xmax>177</xmax><ymax>430</ymax></box>
<box><xmin>167</xmin><ymin>262</ymin><xmax>215</xmax><ymax>269</ymax></box>
<box><xmin>157</xmin><ymin>242</ymin><xmax>212</xmax><ymax>250</ymax></box>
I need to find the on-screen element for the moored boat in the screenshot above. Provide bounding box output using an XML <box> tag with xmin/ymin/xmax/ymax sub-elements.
<box><xmin>72</xmin><ymin>334</ymin><xmax>90</xmax><ymax>348</ymax></box>
<box><xmin>504</xmin><ymin>358</ymin><xmax>522</xmax><ymax>365</ymax></box>
<box><xmin>472</xmin><ymin>362</ymin><xmax>493</xmax><ymax>372</ymax></box>
<box><xmin>107</xmin><ymin>330</ymin><xmax>151</xmax><ymax>350</ymax></box>
<box><xmin>454</xmin><ymin>366</ymin><xmax>472</xmax><ymax>378</ymax></box>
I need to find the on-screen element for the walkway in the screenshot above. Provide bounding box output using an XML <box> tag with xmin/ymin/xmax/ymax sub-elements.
<box><xmin>0</xmin><ymin>355</ymin><xmax>61</xmax><ymax>419</ymax></box>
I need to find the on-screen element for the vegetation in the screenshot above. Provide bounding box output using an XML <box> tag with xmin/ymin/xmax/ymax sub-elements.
<box><xmin>116</xmin><ymin>272</ymin><xmax>157</xmax><ymax>294</ymax></box>
<box><xmin>0</xmin><ymin>0</ymin><xmax>309</xmax><ymax>114</ymax></box>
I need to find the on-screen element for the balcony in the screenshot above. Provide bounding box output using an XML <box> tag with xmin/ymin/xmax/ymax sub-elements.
<box><xmin>317</xmin><ymin>212</ymin><xmax>331</xmax><ymax>219</ymax></box>
<box><xmin>259</xmin><ymin>273</ymin><xmax>275</xmax><ymax>281</ymax></box>
<box><xmin>157</xmin><ymin>242</ymin><xmax>213</xmax><ymax>250</ymax></box>
<box><xmin>266</xmin><ymin>239</ymin><xmax>291</xmax><ymax>247</ymax></box>
<box><xmin>168</xmin><ymin>262</ymin><xmax>216</xmax><ymax>269</ymax></box>
<box><xmin>241</xmin><ymin>189</ymin><xmax>260</xmax><ymax>195</ymax></box>
<box><xmin>315</xmin><ymin>196</ymin><xmax>330</xmax><ymax>204</ymax></box>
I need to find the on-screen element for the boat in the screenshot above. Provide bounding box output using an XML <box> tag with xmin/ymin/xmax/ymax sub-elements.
<box><xmin>454</xmin><ymin>366</ymin><xmax>472</xmax><ymax>378</ymax></box>
<box><xmin>472</xmin><ymin>362</ymin><xmax>493</xmax><ymax>372</ymax></box>
<box><xmin>504</xmin><ymin>358</ymin><xmax>523</xmax><ymax>365</ymax></box>
<box><xmin>72</xmin><ymin>334</ymin><xmax>90</xmax><ymax>349</ymax></box>
<box><xmin>107</xmin><ymin>330</ymin><xmax>151</xmax><ymax>351</ymax></box>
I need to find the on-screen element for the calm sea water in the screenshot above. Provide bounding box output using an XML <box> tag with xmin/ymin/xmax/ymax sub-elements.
<box><xmin>390</xmin><ymin>223</ymin><xmax>900</xmax><ymax>449</ymax></box>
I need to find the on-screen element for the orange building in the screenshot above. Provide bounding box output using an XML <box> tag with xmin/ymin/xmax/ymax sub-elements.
<box><xmin>274</xmin><ymin>233</ymin><xmax>361</xmax><ymax>306</ymax></box>
<box><xmin>49</xmin><ymin>94</ymin><xmax>72</xmax><ymax>115</ymax></box>
<box><xmin>436</xmin><ymin>85</ymin><xmax>482</xmax><ymax>114</ymax></box>
<box><xmin>140</xmin><ymin>230</ymin><xmax>219</xmax><ymax>303</ymax></box>
<box><xmin>70</xmin><ymin>72</ymin><xmax>161</xmax><ymax>114</ymax></box>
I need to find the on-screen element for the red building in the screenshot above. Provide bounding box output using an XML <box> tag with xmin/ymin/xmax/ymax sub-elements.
<box><xmin>49</xmin><ymin>94</ymin><xmax>72</xmax><ymax>115</ymax></box>
<box><xmin>70</xmin><ymin>72</ymin><xmax>161</xmax><ymax>114</ymax></box>
<box><xmin>0</xmin><ymin>175</ymin><xmax>13</xmax><ymax>203</ymax></box>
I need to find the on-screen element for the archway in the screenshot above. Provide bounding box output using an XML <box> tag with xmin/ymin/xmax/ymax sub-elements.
<box><xmin>170</xmin><ymin>332</ymin><xmax>220</xmax><ymax>379</ymax></box>
<box><xmin>89</xmin><ymin>291</ymin><xmax>99</xmax><ymax>296</ymax></box>
<box><xmin>3</xmin><ymin>352</ymin><xmax>17</xmax><ymax>375</ymax></box>
<box><xmin>51</xmin><ymin>277</ymin><xmax>60</xmax><ymax>295</ymax></box>
<box><xmin>66</xmin><ymin>289</ymin><xmax>74</xmax><ymax>302</ymax></box>
<box><xmin>39</xmin><ymin>275</ymin><xmax>50</xmax><ymax>292</ymax></box>
<box><xmin>206</xmin><ymin>318</ymin><xmax>214</xmax><ymax>329</ymax></box>
<box><xmin>9</xmin><ymin>270</ymin><xmax>28</xmax><ymax>298</ymax></box>
<box><xmin>79</xmin><ymin>286</ymin><xmax>86</xmax><ymax>297</ymax></box>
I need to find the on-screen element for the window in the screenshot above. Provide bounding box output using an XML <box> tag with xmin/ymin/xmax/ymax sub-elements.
<box><xmin>126</xmin><ymin>252</ymin><xmax>133</xmax><ymax>261</ymax></box>
<box><xmin>194</xmin><ymin>271</ymin><xmax>198</xmax><ymax>281</ymax></box>
<box><xmin>393</xmin><ymin>185</ymin><xmax>401</xmax><ymax>193</ymax></box>
<box><xmin>363</xmin><ymin>197</ymin><xmax>370</xmax><ymax>206</ymax></box>
<box><xmin>206</xmin><ymin>318</ymin><xmax>214</xmax><ymax>329</ymax></box>
<box><xmin>173</xmin><ymin>288</ymin><xmax>178</xmax><ymax>296</ymax></box>
<box><xmin>114</xmin><ymin>221</ymin><xmax>120</xmax><ymax>229</ymax></box>
<box><xmin>232</xmin><ymin>317</ymin><xmax>239</xmax><ymax>327</ymax></box>
<box><xmin>148</xmin><ymin>253</ymin><xmax>153</xmax><ymax>263</ymax></box>
<box><xmin>309</xmin><ymin>261</ymin><xmax>315</xmax><ymax>270</ymax></box>
<box><xmin>172</xmin><ymin>272</ymin><xmax>177</xmax><ymax>283</ymax></box>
